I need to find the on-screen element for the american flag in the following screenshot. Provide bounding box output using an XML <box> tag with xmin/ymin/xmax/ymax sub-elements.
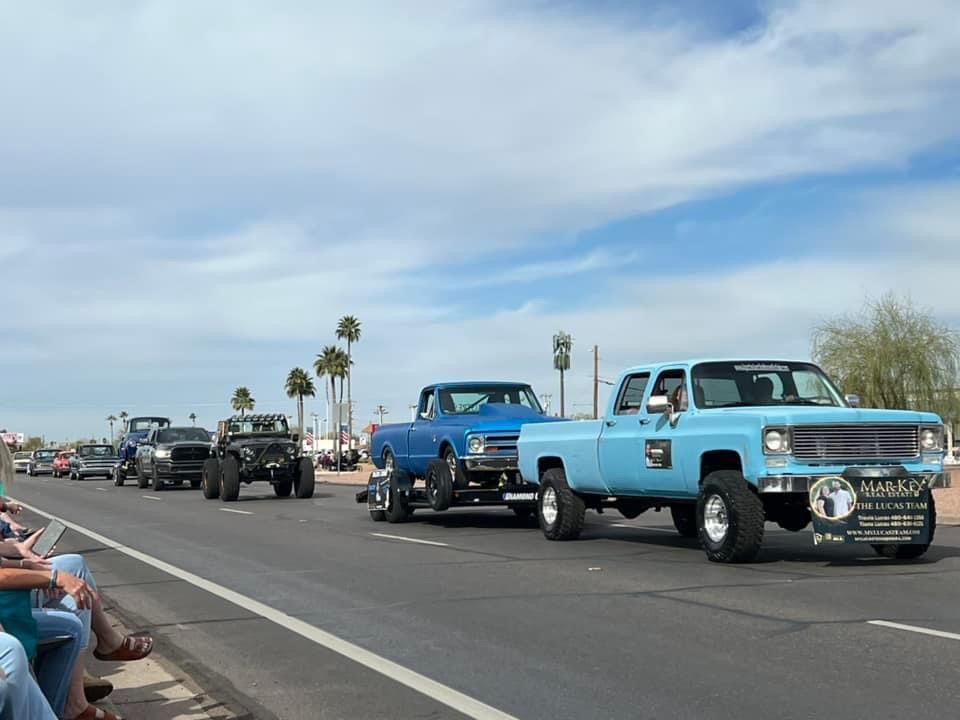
<box><xmin>304</xmin><ymin>430</ymin><xmax>314</xmax><ymax>447</ymax></box>
<box><xmin>340</xmin><ymin>424</ymin><xmax>349</xmax><ymax>445</ymax></box>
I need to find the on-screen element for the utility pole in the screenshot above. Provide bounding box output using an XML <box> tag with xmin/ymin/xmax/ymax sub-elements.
<box><xmin>592</xmin><ymin>345</ymin><xmax>599</xmax><ymax>419</ymax></box>
<box><xmin>375</xmin><ymin>404</ymin><xmax>388</xmax><ymax>425</ymax></box>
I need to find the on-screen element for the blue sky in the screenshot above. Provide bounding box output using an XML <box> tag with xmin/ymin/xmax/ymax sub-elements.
<box><xmin>2</xmin><ymin>0</ymin><xmax>960</xmax><ymax>441</ymax></box>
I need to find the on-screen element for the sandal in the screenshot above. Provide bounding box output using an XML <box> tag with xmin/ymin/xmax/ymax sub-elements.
<box><xmin>93</xmin><ymin>634</ymin><xmax>154</xmax><ymax>662</ymax></box>
<box><xmin>70</xmin><ymin>705</ymin><xmax>123</xmax><ymax>720</ymax></box>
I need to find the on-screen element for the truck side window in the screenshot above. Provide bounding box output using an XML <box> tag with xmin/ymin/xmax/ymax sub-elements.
<box><xmin>419</xmin><ymin>390</ymin><xmax>435</xmax><ymax>420</ymax></box>
<box><xmin>615</xmin><ymin>373</ymin><xmax>650</xmax><ymax>415</ymax></box>
<box><xmin>652</xmin><ymin>370</ymin><xmax>688</xmax><ymax>412</ymax></box>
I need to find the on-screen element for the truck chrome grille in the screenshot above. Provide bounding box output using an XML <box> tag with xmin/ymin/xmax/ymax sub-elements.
<box><xmin>792</xmin><ymin>425</ymin><xmax>919</xmax><ymax>461</ymax></box>
<box><xmin>483</xmin><ymin>433</ymin><xmax>520</xmax><ymax>453</ymax></box>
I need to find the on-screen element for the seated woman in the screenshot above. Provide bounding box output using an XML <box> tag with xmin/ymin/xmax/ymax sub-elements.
<box><xmin>0</xmin><ymin>631</ymin><xmax>58</xmax><ymax>720</ymax></box>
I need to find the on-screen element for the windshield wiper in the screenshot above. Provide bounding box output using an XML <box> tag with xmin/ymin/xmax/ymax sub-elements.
<box><xmin>713</xmin><ymin>401</ymin><xmax>756</xmax><ymax>408</ymax></box>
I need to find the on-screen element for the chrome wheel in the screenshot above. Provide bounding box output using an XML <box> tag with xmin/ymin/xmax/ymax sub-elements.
<box><xmin>445</xmin><ymin>452</ymin><xmax>457</xmax><ymax>478</ymax></box>
<box><xmin>704</xmin><ymin>494</ymin><xmax>729</xmax><ymax>543</ymax></box>
<box><xmin>541</xmin><ymin>486</ymin><xmax>559</xmax><ymax>526</ymax></box>
<box><xmin>383</xmin><ymin>451</ymin><xmax>395</xmax><ymax>472</ymax></box>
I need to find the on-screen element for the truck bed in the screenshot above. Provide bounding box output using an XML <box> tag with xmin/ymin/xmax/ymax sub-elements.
<box><xmin>518</xmin><ymin>420</ymin><xmax>608</xmax><ymax>493</ymax></box>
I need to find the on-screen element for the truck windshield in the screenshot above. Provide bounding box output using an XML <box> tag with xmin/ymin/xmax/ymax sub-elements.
<box><xmin>437</xmin><ymin>385</ymin><xmax>542</xmax><ymax>414</ymax></box>
<box><xmin>228</xmin><ymin>419</ymin><xmax>288</xmax><ymax>434</ymax></box>
<box><xmin>129</xmin><ymin>418</ymin><xmax>170</xmax><ymax>431</ymax></box>
<box><xmin>157</xmin><ymin>428</ymin><xmax>211</xmax><ymax>443</ymax></box>
<box><xmin>691</xmin><ymin>362</ymin><xmax>844</xmax><ymax>408</ymax></box>
<box><xmin>78</xmin><ymin>446</ymin><xmax>114</xmax><ymax>458</ymax></box>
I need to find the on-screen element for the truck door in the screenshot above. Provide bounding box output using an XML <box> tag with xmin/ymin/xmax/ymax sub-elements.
<box><xmin>598</xmin><ymin>372</ymin><xmax>651</xmax><ymax>496</ymax></box>
<box><xmin>407</xmin><ymin>388</ymin><xmax>438</xmax><ymax>476</ymax></box>
<box><xmin>634</xmin><ymin>367</ymin><xmax>690</xmax><ymax>496</ymax></box>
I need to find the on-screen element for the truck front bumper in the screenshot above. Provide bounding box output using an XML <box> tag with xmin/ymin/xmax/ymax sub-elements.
<box><xmin>461</xmin><ymin>454</ymin><xmax>518</xmax><ymax>473</ymax></box>
<box><xmin>759</xmin><ymin>471</ymin><xmax>950</xmax><ymax>493</ymax></box>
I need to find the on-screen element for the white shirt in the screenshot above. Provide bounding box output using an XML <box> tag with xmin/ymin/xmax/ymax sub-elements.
<box><xmin>832</xmin><ymin>488</ymin><xmax>854</xmax><ymax>516</ymax></box>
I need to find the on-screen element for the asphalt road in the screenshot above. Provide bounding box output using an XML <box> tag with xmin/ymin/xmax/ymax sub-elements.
<box><xmin>9</xmin><ymin>473</ymin><xmax>960</xmax><ymax>720</ymax></box>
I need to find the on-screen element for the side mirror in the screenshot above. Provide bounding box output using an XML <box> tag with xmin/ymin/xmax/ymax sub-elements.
<box><xmin>419</xmin><ymin>412</ymin><xmax>431</xmax><ymax>421</ymax></box>
<box><xmin>292</xmin><ymin>433</ymin><xmax>300</xmax><ymax>443</ymax></box>
<box><xmin>646</xmin><ymin>395</ymin><xmax>672</xmax><ymax>415</ymax></box>
<box><xmin>845</xmin><ymin>394</ymin><xmax>861</xmax><ymax>408</ymax></box>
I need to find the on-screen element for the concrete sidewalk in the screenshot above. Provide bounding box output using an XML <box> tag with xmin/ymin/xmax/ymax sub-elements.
<box><xmin>95</xmin><ymin>613</ymin><xmax>235</xmax><ymax>720</ymax></box>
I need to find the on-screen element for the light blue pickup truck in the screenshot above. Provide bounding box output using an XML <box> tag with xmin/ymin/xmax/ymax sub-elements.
<box><xmin>517</xmin><ymin>359</ymin><xmax>949</xmax><ymax>562</ymax></box>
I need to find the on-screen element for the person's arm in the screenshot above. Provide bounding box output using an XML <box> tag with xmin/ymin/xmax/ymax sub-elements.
<box><xmin>0</xmin><ymin>567</ymin><xmax>97</xmax><ymax>609</ymax></box>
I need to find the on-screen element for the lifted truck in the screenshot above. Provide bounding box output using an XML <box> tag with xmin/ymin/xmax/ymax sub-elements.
<box><xmin>517</xmin><ymin>359</ymin><xmax>949</xmax><ymax>562</ymax></box>
<box><xmin>358</xmin><ymin>381</ymin><xmax>564</xmax><ymax>521</ymax></box>
<box><xmin>114</xmin><ymin>416</ymin><xmax>170</xmax><ymax>486</ymax></box>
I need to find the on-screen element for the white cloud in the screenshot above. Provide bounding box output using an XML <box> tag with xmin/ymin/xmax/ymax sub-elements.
<box><xmin>2</xmin><ymin>1</ymin><xmax>960</xmax><ymax>436</ymax></box>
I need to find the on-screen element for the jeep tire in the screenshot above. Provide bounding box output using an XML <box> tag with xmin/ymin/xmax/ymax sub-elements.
<box><xmin>872</xmin><ymin>496</ymin><xmax>936</xmax><ymax>560</ymax></box>
<box><xmin>219</xmin><ymin>455</ymin><xmax>241</xmax><ymax>502</ymax></box>
<box><xmin>425</xmin><ymin>459</ymin><xmax>454</xmax><ymax>511</ymax></box>
<box><xmin>697</xmin><ymin>470</ymin><xmax>765</xmax><ymax>563</ymax></box>
<box><xmin>538</xmin><ymin>467</ymin><xmax>585</xmax><ymax>541</ymax></box>
<box><xmin>670</xmin><ymin>504</ymin><xmax>698</xmax><ymax>538</ymax></box>
<box><xmin>201</xmin><ymin>458</ymin><xmax>220</xmax><ymax>499</ymax></box>
<box><xmin>295</xmin><ymin>459</ymin><xmax>315</xmax><ymax>499</ymax></box>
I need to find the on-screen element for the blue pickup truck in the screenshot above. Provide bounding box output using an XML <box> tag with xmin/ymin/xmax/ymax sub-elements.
<box><xmin>365</xmin><ymin>381</ymin><xmax>564</xmax><ymax>521</ymax></box>
<box><xmin>518</xmin><ymin>359</ymin><xmax>949</xmax><ymax>562</ymax></box>
<box><xmin>113</xmin><ymin>416</ymin><xmax>170</xmax><ymax>486</ymax></box>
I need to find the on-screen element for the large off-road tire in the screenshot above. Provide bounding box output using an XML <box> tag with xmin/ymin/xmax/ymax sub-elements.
<box><xmin>443</xmin><ymin>448</ymin><xmax>471</xmax><ymax>490</ymax></box>
<box><xmin>697</xmin><ymin>470</ymin><xmax>765</xmax><ymax>563</ymax></box>
<box><xmin>201</xmin><ymin>458</ymin><xmax>220</xmax><ymax>499</ymax></box>
<box><xmin>219</xmin><ymin>455</ymin><xmax>241</xmax><ymax>502</ymax></box>
<box><xmin>274</xmin><ymin>478</ymin><xmax>293</xmax><ymax>497</ymax></box>
<box><xmin>384</xmin><ymin>471</ymin><xmax>411</xmax><ymax>523</ymax></box>
<box><xmin>872</xmin><ymin>496</ymin><xmax>936</xmax><ymax>560</ymax></box>
<box><xmin>151</xmin><ymin>464</ymin><xmax>164</xmax><ymax>491</ymax></box>
<box><xmin>424</xmin><ymin>459</ymin><xmax>454</xmax><ymax>511</ymax></box>
<box><xmin>137</xmin><ymin>462</ymin><xmax>149</xmax><ymax>489</ymax></box>
<box><xmin>382</xmin><ymin>449</ymin><xmax>396</xmax><ymax>473</ymax></box>
<box><xmin>113</xmin><ymin>465</ymin><xmax>125</xmax><ymax>487</ymax></box>
<box><xmin>671</xmin><ymin>504</ymin><xmax>698</xmax><ymax>538</ymax></box>
<box><xmin>295</xmin><ymin>459</ymin><xmax>315</xmax><ymax>499</ymax></box>
<box><xmin>776</xmin><ymin>505</ymin><xmax>811</xmax><ymax>532</ymax></box>
<box><xmin>538</xmin><ymin>467</ymin><xmax>585</xmax><ymax>541</ymax></box>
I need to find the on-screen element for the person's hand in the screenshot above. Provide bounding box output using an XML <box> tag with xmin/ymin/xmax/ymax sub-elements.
<box><xmin>56</xmin><ymin>572</ymin><xmax>98</xmax><ymax>610</ymax></box>
<box><xmin>4</xmin><ymin>502</ymin><xmax>21</xmax><ymax>515</ymax></box>
<box><xmin>13</xmin><ymin>529</ymin><xmax>44</xmax><ymax>562</ymax></box>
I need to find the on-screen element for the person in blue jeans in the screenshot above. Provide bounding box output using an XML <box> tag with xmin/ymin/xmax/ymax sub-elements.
<box><xmin>0</xmin><ymin>631</ymin><xmax>58</xmax><ymax>720</ymax></box>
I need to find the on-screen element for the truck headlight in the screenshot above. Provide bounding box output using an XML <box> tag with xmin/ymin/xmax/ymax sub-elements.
<box><xmin>468</xmin><ymin>436</ymin><xmax>485</xmax><ymax>454</ymax></box>
<box><xmin>242</xmin><ymin>447</ymin><xmax>255</xmax><ymax>460</ymax></box>
<box><xmin>285</xmin><ymin>445</ymin><xmax>296</xmax><ymax>456</ymax></box>
<box><xmin>763</xmin><ymin>428</ymin><xmax>791</xmax><ymax>454</ymax></box>
<box><xmin>920</xmin><ymin>426</ymin><xmax>942</xmax><ymax>451</ymax></box>
<box><xmin>155</xmin><ymin>449</ymin><xmax>171</xmax><ymax>459</ymax></box>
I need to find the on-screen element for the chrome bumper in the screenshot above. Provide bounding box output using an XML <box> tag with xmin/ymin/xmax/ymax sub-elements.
<box><xmin>461</xmin><ymin>454</ymin><xmax>518</xmax><ymax>473</ymax></box>
<box><xmin>758</xmin><ymin>472</ymin><xmax>950</xmax><ymax>493</ymax></box>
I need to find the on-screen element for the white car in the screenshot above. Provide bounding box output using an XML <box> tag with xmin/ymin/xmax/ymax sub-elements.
<box><xmin>12</xmin><ymin>451</ymin><xmax>31</xmax><ymax>473</ymax></box>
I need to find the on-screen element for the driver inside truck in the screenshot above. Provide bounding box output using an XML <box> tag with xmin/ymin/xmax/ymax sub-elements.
<box><xmin>753</xmin><ymin>376</ymin><xmax>774</xmax><ymax>403</ymax></box>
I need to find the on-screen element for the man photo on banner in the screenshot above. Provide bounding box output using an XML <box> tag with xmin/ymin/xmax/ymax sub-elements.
<box><xmin>831</xmin><ymin>479</ymin><xmax>855</xmax><ymax>518</ymax></box>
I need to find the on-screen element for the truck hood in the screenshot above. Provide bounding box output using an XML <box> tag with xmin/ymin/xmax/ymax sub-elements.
<box><xmin>445</xmin><ymin>404</ymin><xmax>568</xmax><ymax>433</ymax></box>
<box><xmin>709</xmin><ymin>406</ymin><xmax>941</xmax><ymax>425</ymax></box>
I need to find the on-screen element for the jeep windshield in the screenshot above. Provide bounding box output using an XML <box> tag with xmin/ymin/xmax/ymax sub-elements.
<box><xmin>692</xmin><ymin>361</ymin><xmax>844</xmax><ymax>408</ymax></box>
<box><xmin>157</xmin><ymin>428</ymin><xmax>211</xmax><ymax>443</ymax></box>
<box><xmin>228</xmin><ymin>419</ymin><xmax>288</xmax><ymax>434</ymax></box>
<box><xmin>78</xmin><ymin>445</ymin><xmax>114</xmax><ymax>458</ymax></box>
<box><xmin>128</xmin><ymin>418</ymin><xmax>170</xmax><ymax>432</ymax></box>
<box><xmin>437</xmin><ymin>385</ymin><xmax>542</xmax><ymax>414</ymax></box>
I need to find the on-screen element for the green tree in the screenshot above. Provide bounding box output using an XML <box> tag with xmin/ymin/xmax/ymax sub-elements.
<box><xmin>285</xmin><ymin>367</ymin><xmax>316</xmax><ymax>436</ymax></box>
<box><xmin>119</xmin><ymin>411</ymin><xmax>128</xmax><ymax>431</ymax></box>
<box><xmin>336</xmin><ymin>316</ymin><xmax>362</xmax><ymax>448</ymax></box>
<box><xmin>812</xmin><ymin>292</ymin><xmax>960</xmax><ymax>423</ymax></box>
<box><xmin>231</xmin><ymin>386</ymin><xmax>255</xmax><ymax>416</ymax></box>
<box><xmin>23</xmin><ymin>437</ymin><xmax>43</xmax><ymax>452</ymax></box>
<box><xmin>314</xmin><ymin>345</ymin><xmax>350</xmax><ymax>436</ymax></box>
<box><xmin>106</xmin><ymin>414</ymin><xmax>117</xmax><ymax>446</ymax></box>
<box><xmin>553</xmin><ymin>331</ymin><xmax>573</xmax><ymax>417</ymax></box>
<box><xmin>189</xmin><ymin>412</ymin><xmax>197</xmax><ymax>426</ymax></box>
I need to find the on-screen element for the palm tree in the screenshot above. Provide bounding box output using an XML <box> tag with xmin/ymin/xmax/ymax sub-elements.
<box><xmin>106</xmin><ymin>415</ymin><xmax>117</xmax><ymax>446</ymax></box>
<box><xmin>119</xmin><ymin>411</ymin><xmax>129</xmax><ymax>432</ymax></box>
<box><xmin>189</xmin><ymin>412</ymin><xmax>197</xmax><ymax>426</ymax></box>
<box><xmin>231</xmin><ymin>386</ymin><xmax>255</xmax><ymax>416</ymax></box>
<box><xmin>336</xmin><ymin>316</ymin><xmax>362</xmax><ymax>448</ymax></box>
<box><xmin>553</xmin><ymin>331</ymin><xmax>573</xmax><ymax>417</ymax></box>
<box><xmin>285</xmin><ymin>367</ymin><xmax>316</xmax><ymax>436</ymax></box>
<box><xmin>314</xmin><ymin>346</ymin><xmax>350</xmax><ymax>437</ymax></box>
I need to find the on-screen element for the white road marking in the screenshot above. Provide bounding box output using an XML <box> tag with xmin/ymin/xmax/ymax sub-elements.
<box><xmin>868</xmin><ymin>620</ymin><xmax>960</xmax><ymax>641</ymax></box>
<box><xmin>370</xmin><ymin>532</ymin><xmax>449</xmax><ymax>547</ymax></box>
<box><xmin>96</xmin><ymin>488</ymin><xmax>107</xmax><ymax>492</ymax></box>
<box><xmin>219</xmin><ymin>508</ymin><xmax>253</xmax><ymax>515</ymax></box>
<box><xmin>12</xmin><ymin>499</ymin><xmax>516</xmax><ymax>720</ymax></box>
<box><xmin>141</xmin><ymin>495</ymin><xmax>161</xmax><ymax>501</ymax></box>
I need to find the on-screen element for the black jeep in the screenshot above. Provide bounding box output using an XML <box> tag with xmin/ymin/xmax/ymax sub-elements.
<box><xmin>200</xmin><ymin>414</ymin><xmax>315</xmax><ymax>501</ymax></box>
